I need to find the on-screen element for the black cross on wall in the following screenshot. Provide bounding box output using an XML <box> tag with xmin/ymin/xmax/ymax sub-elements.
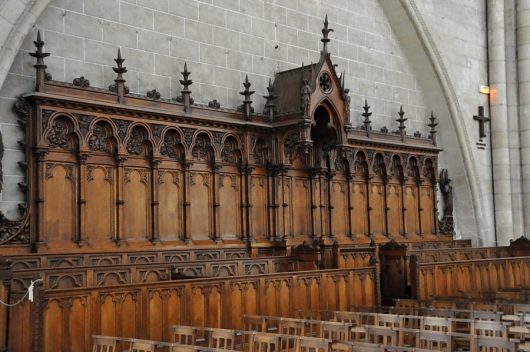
<box><xmin>473</xmin><ymin>106</ymin><xmax>490</xmax><ymax>140</ymax></box>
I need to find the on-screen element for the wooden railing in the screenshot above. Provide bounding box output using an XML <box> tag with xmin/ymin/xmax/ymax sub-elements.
<box><xmin>10</xmin><ymin>255</ymin><xmax>299</xmax><ymax>291</ymax></box>
<box><xmin>416</xmin><ymin>256</ymin><xmax>530</xmax><ymax>300</ymax></box>
<box><xmin>9</xmin><ymin>266</ymin><xmax>378</xmax><ymax>352</ymax></box>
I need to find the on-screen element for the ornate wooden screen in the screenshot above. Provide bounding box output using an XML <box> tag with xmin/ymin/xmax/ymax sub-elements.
<box><xmin>1</xmin><ymin>24</ymin><xmax>443</xmax><ymax>256</ymax></box>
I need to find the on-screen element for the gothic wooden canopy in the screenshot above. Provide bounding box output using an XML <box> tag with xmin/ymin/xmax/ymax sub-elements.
<box><xmin>0</xmin><ymin>19</ymin><xmax>443</xmax><ymax>255</ymax></box>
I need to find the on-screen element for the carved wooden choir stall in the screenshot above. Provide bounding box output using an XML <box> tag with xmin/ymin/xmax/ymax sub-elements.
<box><xmin>0</xmin><ymin>19</ymin><xmax>527</xmax><ymax>352</ymax></box>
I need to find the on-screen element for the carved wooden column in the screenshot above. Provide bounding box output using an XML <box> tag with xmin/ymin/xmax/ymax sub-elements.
<box><xmin>77</xmin><ymin>152</ymin><xmax>89</xmax><ymax>246</ymax></box>
<box><xmin>383</xmin><ymin>174</ymin><xmax>390</xmax><ymax>238</ymax></box>
<box><xmin>400</xmin><ymin>176</ymin><xmax>407</xmax><ymax>237</ymax></box>
<box><xmin>238</xmin><ymin>166</ymin><xmax>248</xmax><ymax>243</ymax></box>
<box><xmin>326</xmin><ymin>169</ymin><xmax>335</xmax><ymax>239</ymax></box>
<box><xmin>115</xmin><ymin>155</ymin><xmax>127</xmax><ymax>245</ymax></box>
<box><xmin>211</xmin><ymin>162</ymin><xmax>221</xmax><ymax>243</ymax></box>
<box><xmin>346</xmin><ymin>172</ymin><xmax>354</xmax><ymax>239</ymax></box>
<box><xmin>417</xmin><ymin>178</ymin><xmax>423</xmax><ymax>237</ymax></box>
<box><xmin>242</xmin><ymin>165</ymin><xmax>254</xmax><ymax>243</ymax></box>
<box><xmin>150</xmin><ymin>158</ymin><xmax>160</xmax><ymax>244</ymax></box>
<box><xmin>309</xmin><ymin>168</ymin><xmax>320</xmax><ymax>239</ymax></box>
<box><xmin>318</xmin><ymin>169</ymin><xmax>327</xmax><ymax>238</ymax></box>
<box><xmin>267</xmin><ymin>165</ymin><xmax>279</xmax><ymax>241</ymax></box>
<box><xmin>0</xmin><ymin>258</ymin><xmax>12</xmax><ymax>352</ymax></box>
<box><xmin>34</xmin><ymin>149</ymin><xmax>47</xmax><ymax>249</ymax></box>
<box><xmin>279</xmin><ymin>166</ymin><xmax>288</xmax><ymax>241</ymax></box>
<box><xmin>182</xmin><ymin>161</ymin><xmax>192</xmax><ymax>244</ymax></box>
<box><xmin>365</xmin><ymin>173</ymin><xmax>372</xmax><ymax>238</ymax></box>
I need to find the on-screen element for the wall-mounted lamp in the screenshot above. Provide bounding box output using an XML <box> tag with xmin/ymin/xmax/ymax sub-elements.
<box><xmin>479</xmin><ymin>85</ymin><xmax>490</xmax><ymax>94</ymax></box>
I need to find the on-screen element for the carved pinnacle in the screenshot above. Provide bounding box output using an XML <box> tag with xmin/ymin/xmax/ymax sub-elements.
<box><xmin>362</xmin><ymin>99</ymin><xmax>372</xmax><ymax>137</ymax></box>
<box><xmin>321</xmin><ymin>15</ymin><xmax>334</xmax><ymax>53</ymax></box>
<box><xmin>396</xmin><ymin>105</ymin><xmax>407</xmax><ymax>142</ymax></box>
<box><xmin>428</xmin><ymin>112</ymin><xmax>438</xmax><ymax>145</ymax></box>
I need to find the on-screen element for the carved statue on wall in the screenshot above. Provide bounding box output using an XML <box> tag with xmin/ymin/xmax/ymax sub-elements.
<box><xmin>438</xmin><ymin>169</ymin><xmax>454</xmax><ymax>234</ymax></box>
<box><xmin>301</xmin><ymin>79</ymin><xmax>311</xmax><ymax>117</ymax></box>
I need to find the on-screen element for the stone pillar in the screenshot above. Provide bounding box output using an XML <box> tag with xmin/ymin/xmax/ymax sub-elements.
<box><xmin>488</xmin><ymin>0</ymin><xmax>514</xmax><ymax>245</ymax></box>
<box><xmin>517</xmin><ymin>0</ymin><xmax>530</xmax><ymax>238</ymax></box>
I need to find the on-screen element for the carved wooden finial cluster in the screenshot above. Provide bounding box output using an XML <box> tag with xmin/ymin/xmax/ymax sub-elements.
<box><xmin>428</xmin><ymin>112</ymin><xmax>438</xmax><ymax>145</ymax></box>
<box><xmin>362</xmin><ymin>99</ymin><xmax>372</xmax><ymax>137</ymax></box>
<box><xmin>263</xmin><ymin>79</ymin><xmax>278</xmax><ymax>121</ymax></box>
<box><xmin>29</xmin><ymin>30</ymin><xmax>51</xmax><ymax>90</ymax></box>
<box><xmin>396</xmin><ymin>105</ymin><xmax>407</xmax><ymax>142</ymax></box>
<box><xmin>109</xmin><ymin>49</ymin><xmax>128</xmax><ymax>103</ymax></box>
<box><xmin>239</xmin><ymin>75</ymin><xmax>255</xmax><ymax>121</ymax></box>
<box><xmin>321</xmin><ymin>14</ymin><xmax>334</xmax><ymax>53</ymax></box>
<box><xmin>177</xmin><ymin>62</ymin><xmax>194</xmax><ymax>112</ymax></box>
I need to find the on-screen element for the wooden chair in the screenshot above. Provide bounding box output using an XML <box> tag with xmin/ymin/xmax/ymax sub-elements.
<box><xmin>166</xmin><ymin>342</ymin><xmax>197</xmax><ymax>352</ymax></box>
<box><xmin>92</xmin><ymin>335</ymin><xmax>119</xmax><ymax>352</ymax></box>
<box><xmin>209</xmin><ymin>328</ymin><xmax>236</xmax><ymax>350</ymax></box>
<box><xmin>416</xmin><ymin>330</ymin><xmax>451</xmax><ymax>351</ymax></box>
<box><xmin>421</xmin><ymin>317</ymin><xmax>450</xmax><ymax>333</ymax></box>
<box><xmin>172</xmin><ymin>325</ymin><xmax>196</xmax><ymax>345</ymax></box>
<box><xmin>277</xmin><ymin>334</ymin><xmax>301</xmax><ymax>352</ymax></box>
<box><xmin>127</xmin><ymin>338</ymin><xmax>157</xmax><ymax>352</ymax></box>
<box><xmin>298</xmin><ymin>336</ymin><xmax>330</xmax><ymax>352</ymax></box>
<box><xmin>349</xmin><ymin>341</ymin><xmax>382</xmax><ymax>352</ymax></box>
<box><xmin>249</xmin><ymin>332</ymin><xmax>278</xmax><ymax>352</ymax></box>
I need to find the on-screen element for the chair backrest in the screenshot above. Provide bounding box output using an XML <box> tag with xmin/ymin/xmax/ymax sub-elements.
<box><xmin>375</xmin><ymin>313</ymin><xmax>401</xmax><ymax>328</ymax></box>
<box><xmin>92</xmin><ymin>335</ymin><xmax>118</xmax><ymax>352</ymax></box>
<box><xmin>416</xmin><ymin>330</ymin><xmax>451</xmax><ymax>351</ymax></box>
<box><xmin>421</xmin><ymin>316</ymin><xmax>451</xmax><ymax>333</ymax></box>
<box><xmin>472</xmin><ymin>320</ymin><xmax>508</xmax><ymax>338</ymax></box>
<box><xmin>279</xmin><ymin>318</ymin><xmax>305</xmax><ymax>336</ymax></box>
<box><xmin>365</xmin><ymin>325</ymin><xmax>397</xmax><ymax>346</ymax></box>
<box><xmin>168</xmin><ymin>343</ymin><xmax>197</xmax><ymax>352</ymax></box>
<box><xmin>210</xmin><ymin>329</ymin><xmax>236</xmax><ymax>350</ymax></box>
<box><xmin>249</xmin><ymin>332</ymin><xmax>278</xmax><ymax>352</ymax></box>
<box><xmin>172</xmin><ymin>325</ymin><xmax>196</xmax><ymax>345</ymax></box>
<box><xmin>475</xmin><ymin>336</ymin><xmax>517</xmax><ymax>352</ymax></box>
<box><xmin>349</xmin><ymin>341</ymin><xmax>382</xmax><ymax>352</ymax></box>
<box><xmin>319</xmin><ymin>321</ymin><xmax>350</xmax><ymax>342</ymax></box>
<box><xmin>128</xmin><ymin>339</ymin><xmax>157</xmax><ymax>352</ymax></box>
<box><xmin>330</xmin><ymin>342</ymin><xmax>352</xmax><ymax>352</ymax></box>
<box><xmin>243</xmin><ymin>315</ymin><xmax>267</xmax><ymax>332</ymax></box>
<box><xmin>298</xmin><ymin>336</ymin><xmax>330</xmax><ymax>352</ymax></box>
<box><xmin>514</xmin><ymin>304</ymin><xmax>530</xmax><ymax>314</ymax></box>
<box><xmin>334</xmin><ymin>311</ymin><xmax>361</xmax><ymax>325</ymax></box>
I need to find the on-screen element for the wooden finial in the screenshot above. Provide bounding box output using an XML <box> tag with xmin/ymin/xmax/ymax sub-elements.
<box><xmin>362</xmin><ymin>99</ymin><xmax>372</xmax><ymax>137</ymax></box>
<box><xmin>321</xmin><ymin>15</ymin><xmax>334</xmax><ymax>53</ymax></box>
<box><xmin>428</xmin><ymin>112</ymin><xmax>438</xmax><ymax>145</ymax></box>
<box><xmin>178</xmin><ymin>62</ymin><xmax>193</xmax><ymax>112</ymax></box>
<box><xmin>396</xmin><ymin>105</ymin><xmax>407</xmax><ymax>142</ymax></box>
<box><xmin>29</xmin><ymin>30</ymin><xmax>51</xmax><ymax>90</ymax></box>
<box><xmin>110</xmin><ymin>48</ymin><xmax>128</xmax><ymax>103</ymax></box>
<box><xmin>263</xmin><ymin>79</ymin><xmax>278</xmax><ymax>121</ymax></box>
<box><xmin>239</xmin><ymin>75</ymin><xmax>255</xmax><ymax>121</ymax></box>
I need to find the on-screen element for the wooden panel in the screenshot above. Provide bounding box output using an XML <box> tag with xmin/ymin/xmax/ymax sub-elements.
<box><xmin>351</xmin><ymin>182</ymin><xmax>367</xmax><ymax>236</ymax></box>
<box><xmin>331</xmin><ymin>181</ymin><xmax>348</xmax><ymax>237</ymax></box>
<box><xmin>404</xmin><ymin>185</ymin><xmax>419</xmax><ymax>236</ymax></box>
<box><xmin>123</xmin><ymin>168</ymin><xmax>150</xmax><ymax>240</ymax></box>
<box><xmin>219</xmin><ymin>174</ymin><xmax>240</xmax><ymax>240</ymax></box>
<box><xmin>251</xmin><ymin>176</ymin><xmax>267</xmax><ymax>239</ymax></box>
<box><xmin>292</xmin><ymin>177</ymin><xmax>310</xmax><ymax>236</ymax></box>
<box><xmin>44</xmin><ymin>163</ymin><xmax>76</xmax><ymax>243</ymax></box>
<box><xmin>420</xmin><ymin>185</ymin><xmax>434</xmax><ymax>235</ymax></box>
<box><xmin>158</xmin><ymin>170</ymin><xmax>181</xmax><ymax>240</ymax></box>
<box><xmin>86</xmin><ymin>166</ymin><xmax>115</xmax><ymax>243</ymax></box>
<box><xmin>190</xmin><ymin>172</ymin><xmax>211</xmax><ymax>241</ymax></box>
<box><xmin>369</xmin><ymin>182</ymin><xmax>385</xmax><ymax>236</ymax></box>
<box><xmin>386</xmin><ymin>183</ymin><xmax>402</xmax><ymax>237</ymax></box>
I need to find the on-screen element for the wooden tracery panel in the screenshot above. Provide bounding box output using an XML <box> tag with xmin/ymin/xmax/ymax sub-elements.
<box><xmin>189</xmin><ymin>172</ymin><xmax>212</xmax><ymax>241</ymax></box>
<box><xmin>251</xmin><ymin>175</ymin><xmax>267</xmax><ymax>239</ymax></box>
<box><xmin>292</xmin><ymin>177</ymin><xmax>310</xmax><ymax>237</ymax></box>
<box><xmin>44</xmin><ymin>163</ymin><xmax>77</xmax><ymax>243</ymax></box>
<box><xmin>404</xmin><ymin>185</ymin><xmax>419</xmax><ymax>236</ymax></box>
<box><xmin>86</xmin><ymin>166</ymin><xmax>115</xmax><ymax>243</ymax></box>
<box><xmin>219</xmin><ymin>174</ymin><xmax>240</xmax><ymax>240</ymax></box>
<box><xmin>369</xmin><ymin>182</ymin><xmax>385</xmax><ymax>236</ymax></box>
<box><xmin>420</xmin><ymin>184</ymin><xmax>434</xmax><ymax>235</ymax></box>
<box><xmin>351</xmin><ymin>182</ymin><xmax>367</xmax><ymax>236</ymax></box>
<box><xmin>158</xmin><ymin>171</ymin><xmax>182</xmax><ymax>240</ymax></box>
<box><xmin>123</xmin><ymin>168</ymin><xmax>150</xmax><ymax>240</ymax></box>
<box><xmin>387</xmin><ymin>183</ymin><xmax>402</xmax><ymax>237</ymax></box>
<box><xmin>331</xmin><ymin>181</ymin><xmax>348</xmax><ymax>237</ymax></box>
